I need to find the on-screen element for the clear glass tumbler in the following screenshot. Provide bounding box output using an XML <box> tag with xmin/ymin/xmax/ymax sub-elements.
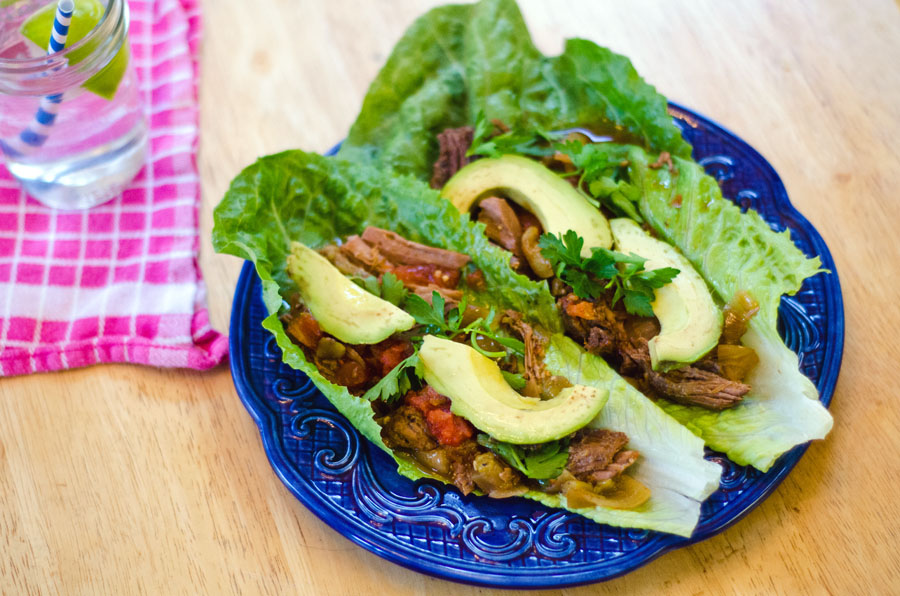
<box><xmin>0</xmin><ymin>0</ymin><xmax>147</xmax><ymax>209</ymax></box>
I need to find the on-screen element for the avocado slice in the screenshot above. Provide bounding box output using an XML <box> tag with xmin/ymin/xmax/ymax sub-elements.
<box><xmin>418</xmin><ymin>335</ymin><xmax>608</xmax><ymax>444</ymax></box>
<box><xmin>441</xmin><ymin>155</ymin><xmax>612</xmax><ymax>255</ymax></box>
<box><xmin>285</xmin><ymin>242</ymin><xmax>415</xmax><ymax>344</ymax></box>
<box><xmin>609</xmin><ymin>219</ymin><xmax>722</xmax><ymax>368</ymax></box>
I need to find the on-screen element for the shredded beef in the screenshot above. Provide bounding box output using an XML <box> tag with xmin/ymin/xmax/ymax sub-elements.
<box><xmin>341</xmin><ymin>235</ymin><xmax>391</xmax><ymax>273</ymax></box>
<box><xmin>361</xmin><ymin>227</ymin><xmax>471</xmax><ymax>270</ymax></box>
<box><xmin>502</xmin><ymin>310</ymin><xmax>550</xmax><ymax>398</ymax></box>
<box><xmin>566</xmin><ymin>429</ymin><xmax>639</xmax><ymax>485</ymax></box>
<box><xmin>444</xmin><ymin>441</ymin><xmax>481</xmax><ymax>495</ymax></box>
<box><xmin>645</xmin><ymin>365</ymin><xmax>749</xmax><ymax>410</ymax></box>
<box><xmin>477</xmin><ymin>197</ymin><xmax>522</xmax><ymax>255</ymax></box>
<box><xmin>379</xmin><ymin>405</ymin><xmax>439</xmax><ymax>452</ymax></box>
<box><xmin>317</xmin><ymin>244</ymin><xmax>373</xmax><ymax>278</ymax></box>
<box><xmin>561</xmin><ymin>293</ymin><xmax>751</xmax><ymax>410</ymax></box>
<box><xmin>559</xmin><ymin>294</ymin><xmax>627</xmax><ymax>354</ymax></box>
<box><xmin>430</xmin><ymin>126</ymin><xmax>474</xmax><ymax>189</ymax></box>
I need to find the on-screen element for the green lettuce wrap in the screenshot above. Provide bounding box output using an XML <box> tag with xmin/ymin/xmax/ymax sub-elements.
<box><xmin>213</xmin><ymin>150</ymin><xmax>721</xmax><ymax>537</ymax></box>
<box><xmin>333</xmin><ymin>0</ymin><xmax>832</xmax><ymax>471</ymax></box>
<box><xmin>337</xmin><ymin>0</ymin><xmax>691</xmax><ymax>177</ymax></box>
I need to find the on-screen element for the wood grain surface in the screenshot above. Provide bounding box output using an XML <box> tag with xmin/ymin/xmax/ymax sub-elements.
<box><xmin>3</xmin><ymin>0</ymin><xmax>900</xmax><ymax>593</ymax></box>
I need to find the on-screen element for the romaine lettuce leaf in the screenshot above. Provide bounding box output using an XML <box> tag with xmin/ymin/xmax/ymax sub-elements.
<box><xmin>212</xmin><ymin>149</ymin><xmax>559</xmax><ymax>334</ymax></box>
<box><xmin>338</xmin><ymin>0</ymin><xmax>690</xmax><ymax>179</ymax></box>
<box><xmin>332</xmin><ymin>0</ymin><xmax>832</xmax><ymax>474</ymax></box>
<box><xmin>627</xmin><ymin>147</ymin><xmax>833</xmax><ymax>471</ymax></box>
<box><xmin>541</xmin><ymin>335</ymin><xmax>721</xmax><ymax>537</ymax></box>
<box><xmin>213</xmin><ymin>150</ymin><xmax>717</xmax><ymax>536</ymax></box>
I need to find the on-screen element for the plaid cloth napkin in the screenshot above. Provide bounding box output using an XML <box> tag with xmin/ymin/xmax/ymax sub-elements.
<box><xmin>0</xmin><ymin>0</ymin><xmax>227</xmax><ymax>377</ymax></box>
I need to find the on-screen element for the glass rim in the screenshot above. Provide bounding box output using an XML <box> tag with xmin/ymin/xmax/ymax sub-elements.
<box><xmin>0</xmin><ymin>0</ymin><xmax>128</xmax><ymax>95</ymax></box>
<box><xmin>0</xmin><ymin>0</ymin><xmax>121</xmax><ymax>72</ymax></box>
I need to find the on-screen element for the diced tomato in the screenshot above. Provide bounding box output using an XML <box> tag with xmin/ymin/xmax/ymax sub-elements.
<box><xmin>565</xmin><ymin>300</ymin><xmax>596</xmax><ymax>320</ymax></box>
<box><xmin>287</xmin><ymin>312</ymin><xmax>323</xmax><ymax>348</ymax></box>
<box><xmin>391</xmin><ymin>265</ymin><xmax>460</xmax><ymax>289</ymax></box>
<box><xmin>404</xmin><ymin>387</ymin><xmax>473</xmax><ymax>446</ymax></box>
<box><xmin>424</xmin><ymin>408</ymin><xmax>474</xmax><ymax>446</ymax></box>
<box><xmin>406</xmin><ymin>386</ymin><xmax>448</xmax><ymax>411</ymax></box>
<box><xmin>375</xmin><ymin>340</ymin><xmax>414</xmax><ymax>376</ymax></box>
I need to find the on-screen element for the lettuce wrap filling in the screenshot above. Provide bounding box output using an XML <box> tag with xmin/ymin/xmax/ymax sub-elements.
<box><xmin>333</xmin><ymin>0</ymin><xmax>832</xmax><ymax>471</ymax></box>
<box><xmin>213</xmin><ymin>150</ymin><xmax>721</xmax><ymax>536</ymax></box>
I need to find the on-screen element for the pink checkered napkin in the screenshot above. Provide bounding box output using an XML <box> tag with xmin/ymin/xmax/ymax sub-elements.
<box><xmin>0</xmin><ymin>0</ymin><xmax>228</xmax><ymax>377</ymax></box>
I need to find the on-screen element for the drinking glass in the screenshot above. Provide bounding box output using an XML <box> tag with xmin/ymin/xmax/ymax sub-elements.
<box><xmin>0</xmin><ymin>0</ymin><xmax>147</xmax><ymax>209</ymax></box>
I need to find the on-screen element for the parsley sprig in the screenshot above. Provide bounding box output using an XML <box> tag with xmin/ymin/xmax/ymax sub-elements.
<box><xmin>404</xmin><ymin>291</ymin><xmax>525</xmax><ymax>357</ymax></box>
<box><xmin>477</xmin><ymin>434</ymin><xmax>570</xmax><ymax>480</ymax></box>
<box><xmin>351</xmin><ymin>272</ymin><xmax>409</xmax><ymax>306</ymax></box>
<box><xmin>539</xmin><ymin>230</ymin><xmax>679</xmax><ymax>317</ymax></box>
<box><xmin>362</xmin><ymin>352</ymin><xmax>423</xmax><ymax>403</ymax></box>
<box><xmin>364</xmin><ymin>291</ymin><xmax>526</xmax><ymax>403</ymax></box>
<box><xmin>466</xmin><ymin>112</ymin><xmax>555</xmax><ymax>159</ymax></box>
<box><xmin>553</xmin><ymin>140</ymin><xmax>643</xmax><ymax>222</ymax></box>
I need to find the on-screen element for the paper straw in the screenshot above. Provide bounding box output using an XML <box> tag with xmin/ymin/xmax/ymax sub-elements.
<box><xmin>1</xmin><ymin>0</ymin><xmax>75</xmax><ymax>158</ymax></box>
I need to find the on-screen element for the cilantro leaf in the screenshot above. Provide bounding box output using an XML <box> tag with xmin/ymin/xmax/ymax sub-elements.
<box><xmin>622</xmin><ymin>291</ymin><xmax>655</xmax><ymax>317</ymax></box>
<box><xmin>552</xmin><ymin>140</ymin><xmax>644</xmax><ymax>222</ymax></box>
<box><xmin>362</xmin><ymin>353</ymin><xmax>420</xmax><ymax>403</ymax></box>
<box><xmin>404</xmin><ymin>292</ymin><xmax>447</xmax><ymax>329</ymax></box>
<box><xmin>404</xmin><ymin>291</ymin><xmax>525</xmax><ymax>358</ymax></box>
<box><xmin>351</xmin><ymin>272</ymin><xmax>409</xmax><ymax>307</ymax></box>
<box><xmin>539</xmin><ymin>231</ymin><xmax>680</xmax><ymax>315</ymax></box>
<box><xmin>538</xmin><ymin>230</ymin><xmax>583</xmax><ymax>270</ymax></box>
<box><xmin>351</xmin><ymin>275</ymin><xmax>382</xmax><ymax>297</ymax></box>
<box><xmin>637</xmin><ymin>266</ymin><xmax>680</xmax><ymax>288</ymax></box>
<box><xmin>477</xmin><ymin>435</ymin><xmax>570</xmax><ymax>480</ymax></box>
<box><xmin>380</xmin><ymin>272</ymin><xmax>408</xmax><ymax>306</ymax></box>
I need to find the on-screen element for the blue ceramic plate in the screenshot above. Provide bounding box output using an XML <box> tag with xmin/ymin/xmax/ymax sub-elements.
<box><xmin>227</xmin><ymin>104</ymin><xmax>843</xmax><ymax>588</ymax></box>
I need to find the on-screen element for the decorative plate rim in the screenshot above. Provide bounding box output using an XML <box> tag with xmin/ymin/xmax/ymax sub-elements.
<box><xmin>226</xmin><ymin>102</ymin><xmax>843</xmax><ymax>588</ymax></box>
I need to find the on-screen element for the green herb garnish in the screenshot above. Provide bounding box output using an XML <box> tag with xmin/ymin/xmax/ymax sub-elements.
<box><xmin>539</xmin><ymin>230</ymin><xmax>679</xmax><ymax>317</ymax></box>
<box><xmin>466</xmin><ymin>112</ymin><xmax>555</xmax><ymax>159</ymax></box>
<box><xmin>362</xmin><ymin>352</ymin><xmax>423</xmax><ymax>403</ymax></box>
<box><xmin>404</xmin><ymin>291</ymin><xmax>525</xmax><ymax>356</ymax></box>
<box><xmin>351</xmin><ymin>271</ymin><xmax>409</xmax><ymax>307</ymax></box>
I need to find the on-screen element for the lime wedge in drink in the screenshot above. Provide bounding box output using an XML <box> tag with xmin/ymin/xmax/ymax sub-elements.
<box><xmin>21</xmin><ymin>0</ymin><xmax>129</xmax><ymax>100</ymax></box>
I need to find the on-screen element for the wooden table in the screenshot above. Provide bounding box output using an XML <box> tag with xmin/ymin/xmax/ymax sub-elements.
<box><xmin>3</xmin><ymin>1</ymin><xmax>899</xmax><ymax>593</ymax></box>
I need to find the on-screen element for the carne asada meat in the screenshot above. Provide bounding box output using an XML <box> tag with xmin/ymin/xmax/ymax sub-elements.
<box><xmin>430</xmin><ymin>126</ymin><xmax>474</xmax><ymax>189</ymax></box>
